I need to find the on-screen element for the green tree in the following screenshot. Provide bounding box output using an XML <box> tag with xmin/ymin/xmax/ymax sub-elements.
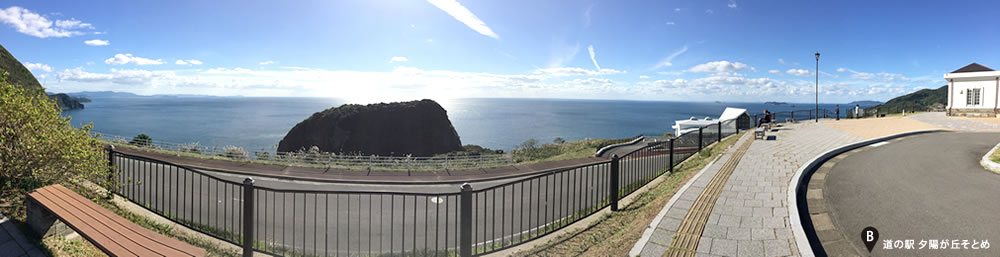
<box><xmin>553</xmin><ymin>137</ymin><xmax>566</xmax><ymax>144</ymax></box>
<box><xmin>130</xmin><ymin>133</ymin><xmax>152</xmax><ymax>147</ymax></box>
<box><xmin>0</xmin><ymin>70</ymin><xmax>109</xmax><ymax>193</ymax></box>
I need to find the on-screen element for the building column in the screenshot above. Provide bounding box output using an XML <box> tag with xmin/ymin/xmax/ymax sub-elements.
<box><xmin>948</xmin><ymin>79</ymin><xmax>954</xmax><ymax>116</ymax></box>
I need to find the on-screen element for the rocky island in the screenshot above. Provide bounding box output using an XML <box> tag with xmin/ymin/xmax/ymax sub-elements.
<box><xmin>277</xmin><ymin>99</ymin><xmax>464</xmax><ymax>156</ymax></box>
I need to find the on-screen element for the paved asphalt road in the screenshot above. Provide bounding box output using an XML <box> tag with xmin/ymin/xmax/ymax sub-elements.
<box><xmin>111</xmin><ymin>149</ymin><xmax>681</xmax><ymax>256</ymax></box>
<box><xmin>824</xmin><ymin>132</ymin><xmax>1000</xmax><ymax>257</ymax></box>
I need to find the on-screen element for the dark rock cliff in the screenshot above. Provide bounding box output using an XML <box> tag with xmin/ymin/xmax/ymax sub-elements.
<box><xmin>277</xmin><ymin>99</ymin><xmax>463</xmax><ymax>156</ymax></box>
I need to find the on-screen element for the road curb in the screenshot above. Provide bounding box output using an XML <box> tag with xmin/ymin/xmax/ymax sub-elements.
<box><xmin>980</xmin><ymin>141</ymin><xmax>1000</xmax><ymax>173</ymax></box>
<box><xmin>786</xmin><ymin>129</ymin><xmax>943</xmax><ymax>257</ymax></box>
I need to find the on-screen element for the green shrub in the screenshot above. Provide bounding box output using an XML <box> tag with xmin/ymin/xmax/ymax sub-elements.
<box><xmin>553</xmin><ymin>137</ymin><xmax>566</xmax><ymax>144</ymax></box>
<box><xmin>0</xmin><ymin>70</ymin><xmax>109</xmax><ymax>192</ymax></box>
<box><xmin>130</xmin><ymin>133</ymin><xmax>152</xmax><ymax>147</ymax></box>
<box><xmin>178</xmin><ymin>142</ymin><xmax>202</xmax><ymax>154</ymax></box>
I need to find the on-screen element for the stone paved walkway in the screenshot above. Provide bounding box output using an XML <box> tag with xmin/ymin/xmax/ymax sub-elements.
<box><xmin>0</xmin><ymin>213</ymin><xmax>44</xmax><ymax>257</ymax></box>
<box><xmin>907</xmin><ymin>112</ymin><xmax>1000</xmax><ymax>131</ymax></box>
<box><xmin>634</xmin><ymin>122</ymin><xmax>863</xmax><ymax>257</ymax></box>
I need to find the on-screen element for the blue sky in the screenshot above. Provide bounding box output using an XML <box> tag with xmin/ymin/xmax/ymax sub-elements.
<box><xmin>2</xmin><ymin>0</ymin><xmax>998</xmax><ymax>103</ymax></box>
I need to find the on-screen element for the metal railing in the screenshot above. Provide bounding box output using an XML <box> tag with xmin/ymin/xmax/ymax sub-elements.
<box><xmin>97</xmin><ymin>132</ymin><xmax>515</xmax><ymax>171</ymax></box>
<box><xmin>105</xmin><ymin>120</ymin><xmax>742</xmax><ymax>257</ymax></box>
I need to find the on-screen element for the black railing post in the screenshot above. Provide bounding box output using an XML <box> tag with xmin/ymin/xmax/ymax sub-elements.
<box><xmin>242</xmin><ymin>177</ymin><xmax>255</xmax><ymax>257</ymax></box>
<box><xmin>460</xmin><ymin>183</ymin><xmax>473</xmax><ymax>257</ymax></box>
<box><xmin>717</xmin><ymin>121</ymin><xmax>722</xmax><ymax>142</ymax></box>
<box><xmin>609</xmin><ymin>155</ymin><xmax>620</xmax><ymax>211</ymax></box>
<box><xmin>106</xmin><ymin>145</ymin><xmax>115</xmax><ymax>197</ymax></box>
<box><xmin>668</xmin><ymin>139</ymin><xmax>674</xmax><ymax>174</ymax></box>
<box><xmin>698</xmin><ymin>127</ymin><xmax>703</xmax><ymax>152</ymax></box>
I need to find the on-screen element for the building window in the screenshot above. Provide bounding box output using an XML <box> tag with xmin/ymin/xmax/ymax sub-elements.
<box><xmin>967</xmin><ymin>88</ymin><xmax>981</xmax><ymax>106</ymax></box>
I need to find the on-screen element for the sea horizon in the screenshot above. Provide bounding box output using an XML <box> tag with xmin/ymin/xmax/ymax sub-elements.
<box><xmin>63</xmin><ymin>95</ymin><xmax>875</xmax><ymax>154</ymax></box>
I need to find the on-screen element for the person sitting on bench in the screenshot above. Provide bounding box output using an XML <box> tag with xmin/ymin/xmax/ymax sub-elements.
<box><xmin>757</xmin><ymin>109</ymin><xmax>773</xmax><ymax>127</ymax></box>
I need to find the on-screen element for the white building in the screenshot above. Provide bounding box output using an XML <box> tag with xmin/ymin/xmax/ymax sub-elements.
<box><xmin>672</xmin><ymin>107</ymin><xmax>750</xmax><ymax>136</ymax></box>
<box><xmin>945</xmin><ymin>63</ymin><xmax>1000</xmax><ymax>117</ymax></box>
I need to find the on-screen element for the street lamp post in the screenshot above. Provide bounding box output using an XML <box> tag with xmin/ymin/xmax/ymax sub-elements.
<box><xmin>815</xmin><ymin>52</ymin><xmax>820</xmax><ymax>122</ymax></box>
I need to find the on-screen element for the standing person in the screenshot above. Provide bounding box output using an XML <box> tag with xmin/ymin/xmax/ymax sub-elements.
<box><xmin>854</xmin><ymin>104</ymin><xmax>860</xmax><ymax>118</ymax></box>
<box><xmin>835</xmin><ymin>105</ymin><xmax>840</xmax><ymax>120</ymax></box>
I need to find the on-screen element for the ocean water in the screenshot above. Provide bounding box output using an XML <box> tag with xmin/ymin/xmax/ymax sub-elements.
<box><xmin>63</xmin><ymin>97</ymin><xmax>864</xmax><ymax>152</ymax></box>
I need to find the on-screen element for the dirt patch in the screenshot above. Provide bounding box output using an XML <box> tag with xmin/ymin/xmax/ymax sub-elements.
<box><xmin>822</xmin><ymin>117</ymin><xmax>940</xmax><ymax>139</ymax></box>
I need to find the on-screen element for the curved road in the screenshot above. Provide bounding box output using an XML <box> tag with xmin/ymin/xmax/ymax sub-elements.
<box><xmin>824</xmin><ymin>132</ymin><xmax>1000</xmax><ymax>256</ymax></box>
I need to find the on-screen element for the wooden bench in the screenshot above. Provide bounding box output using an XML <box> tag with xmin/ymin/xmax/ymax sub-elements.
<box><xmin>760</xmin><ymin>122</ymin><xmax>772</xmax><ymax>131</ymax></box>
<box><xmin>754</xmin><ymin>127</ymin><xmax>766</xmax><ymax>140</ymax></box>
<box><xmin>27</xmin><ymin>184</ymin><xmax>206</xmax><ymax>257</ymax></box>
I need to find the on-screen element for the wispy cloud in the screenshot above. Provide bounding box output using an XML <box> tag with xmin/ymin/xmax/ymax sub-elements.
<box><xmin>548</xmin><ymin>41</ymin><xmax>580</xmax><ymax>68</ymax></box>
<box><xmin>175</xmin><ymin>59</ymin><xmax>203</xmax><ymax>65</ymax></box>
<box><xmin>390</xmin><ymin>56</ymin><xmax>409</xmax><ymax>63</ymax></box>
<box><xmin>25</xmin><ymin>62</ymin><xmax>52</xmax><ymax>72</ymax></box>
<box><xmin>705</xmin><ymin>9</ymin><xmax>714</xmax><ymax>14</ymax></box>
<box><xmin>104</xmin><ymin>53</ymin><xmax>164</xmax><ymax>65</ymax></box>
<box><xmin>778</xmin><ymin>58</ymin><xmax>785</xmax><ymax>64</ymax></box>
<box><xmin>587</xmin><ymin>45</ymin><xmax>601</xmax><ymax>70</ymax></box>
<box><xmin>768</xmin><ymin>69</ymin><xmax>781</xmax><ymax>75</ymax></box>
<box><xmin>584</xmin><ymin>4</ymin><xmax>596</xmax><ymax>28</ymax></box>
<box><xmin>84</xmin><ymin>39</ymin><xmax>109</xmax><ymax>46</ymax></box>
<box><xmin>652</xmin><ymin>45</ymin><xmax>689</xmax><ymax>69</ymax></box>
<box><xmin>259</xmin><ymin>60</ymin><xmax>275</xmax><ymax>65</ymax></box>
<box><xmin>0</xmin><ymin>6</ymin><xmax>94</xmax><ymax>38</ymax></box>
<box><xmin>665</xmin><ymin>21</ymin><xmax>675</xmax><ymax>25</ymax></box>
<box><xmin>728</xmin><ymin>0</ymin><xmax>738</xmax><ymax>8</ymax></box>
<box><xmin>425</xmin><ymin>0</ymin><xmax>499</xmax><ymax>39</ymax></box>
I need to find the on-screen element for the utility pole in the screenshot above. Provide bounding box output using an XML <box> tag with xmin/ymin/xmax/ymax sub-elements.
<box><xmin>815</xmin><ymin>52</ymin><xmax>820</xmax><ymax>122</ymax></box>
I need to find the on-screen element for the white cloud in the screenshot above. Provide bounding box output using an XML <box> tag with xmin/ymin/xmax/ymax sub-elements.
<box><xmin>425</xmin><ymin>0</ymin><xmax>499</xmax><ymax>39</ymax></box>
<box><xmin>639</xmin><ymin>75</ymin><xmax>650</xmax><ymax>79</ymax></box>
<box><xmin>25</xmin><ymin>62</ymin><xmax>53</xmax><ymax>72</ymax></box>
<box><xmin>705</xmin><ymin>9</ymin><xmax>714</xmax><ymax>14</ymax></box>
<box><xmin>687</xmin><ymin>61</ymin><xmax>754</xmax><ymax>73</ymax></box>
<box><xmin>675</xmin><ymin>8</ymin><xmax>681</xmax><ymax>12</ymax></box>
<box><xmin>175</xmin><ymin>59</ymin><xmax>203</xmax><ymax>65</ymax></box>
<box><xmin>778</xmin><ymin>58</ymin><xmax>785</xmax><ymax>64</ymax></box>
<box><xmin>0</xmin><ymin>6</ymin><xmax>93</xmax><ymax>38</ymax></box>
<box><xmin>836</xmin><ymin>67</ymin><xmax>847</xmax><ymax>72</ymax></box>
<box><xmin>728</xmin><ymin>0</ymin><xmax>738</xmax><ymax>8</ymax></box>
<box><xmin>390</xmin><ymin>56</ymin><xmax>409</xmax><ymax>63</ymax></box>
<box><xmin>665</xmin><ymin>21</ymin><xmax>675</xmax><ymax>25</ymax></box>
<box><xmin>652</xmin><ymin>45</ymin><xmax>688</xmax><ymax>69</ymax></box>
<box><xmin>84</xmin><ymin>39</ymin><xmax>109</xmax><ymax>46</ymax></box>
<box><xmin>587</xmin><ymin>45</ymin><xmax>601</xmax><ymax>70</ymax></box>
<box><xmin>532</xmin><ymin>67</ymin><xmax>623</xmax><ymax>77</ymax></box>
<box><xmin>259</xmin><ymin>60</ymin><xmax>275</xmax><ymax>65</ymax></box>
<box><xmin>104</xmin><ymin>53</ymin><xmax>164</xmax><ymax>65</ymax></box>
<box><xmin>54</xmin><ymin>19</ymin><xmax>92</xmax><ymax>29</ymax></box>
<box><xmin>768</xmin><ymin>70</ymin><xmax>781</xmax><ymax>75</ymax></box>
<box><xmin>786</xmin><ymin>69</ymin><xmax>811</xmax><ymax>77</ymax></box>
<box><xmin>583</xmin><ymin>4</ymin><xmax>595</xmax><ymax>28</ymax></box>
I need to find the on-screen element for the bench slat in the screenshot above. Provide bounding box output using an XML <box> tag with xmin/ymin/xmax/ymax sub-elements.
<box><xmin>31</xmin><ymin>188</ymin><xmax>143</xmax><ymax>257</ymax></box>
<box><xmin>48</xmin><ymin>185</ymin><xmax>206</xmax><ymax>256</ymax></box>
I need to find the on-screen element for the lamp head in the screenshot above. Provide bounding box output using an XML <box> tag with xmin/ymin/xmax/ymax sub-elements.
<box><xmin>815</xmin><ymin>52</ymin><xmax>820</xmax><ymax>60</ymax></box>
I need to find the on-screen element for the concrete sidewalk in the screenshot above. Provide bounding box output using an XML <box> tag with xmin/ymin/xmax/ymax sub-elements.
<box><xmin>0</xmin><ymin>213</ymin><xmax>44</xmax><ymax>257</ymax></box>
<box><xmin>632</xmin><ymin>122</ymin><xmax>863</xmax><ymax>257</ymax></box>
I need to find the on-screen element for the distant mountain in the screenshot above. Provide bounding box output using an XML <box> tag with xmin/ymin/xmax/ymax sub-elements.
<box><xmin>69</xmin><ymin>91</ymin><xmax>142</xmax><ymax>98</ymax></box>
<box><xmin>0</xmin><ymin>43</ymin><xmax>84</xmax><ymax>110</ymax></box>
<box><xmin>847</xmin><ymin>100</ymin><xmax>882</xmax><ymax>107</ymax></box>
<box><xmin>866</xmin><ymin>85</ymin><xmax>947</xmax><ymax>113</ymax></box>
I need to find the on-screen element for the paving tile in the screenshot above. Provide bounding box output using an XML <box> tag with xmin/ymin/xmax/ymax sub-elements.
<box><xmin>649</xmin><ymin>228</ymin><xmax>674</xmax><ymax>246</ymax></box>
<box><xmin>640</xmin><ymin>242</ymin><xmax>669</xmax><ymax>257</ymax></box>
<box><xmin>764</xmin><ymin>239</ymin><xmax>792</xmax><ymax>257</ymax></box>
<box><xmin>703</xmin><ymin>224</ymin><xmax>729</xmax><ymax>239</ymax></box>
<box><xmin>696</xmin><ymin>237</ymin><xmax>713</xmax><ymax>253</ymax></box>
<box><xmin>711</xmin><ymin>238</ymin><xmax>738</xmax><ymax>256</ymax></box>
<box><xmin>751</xmin><ymin>228</ymin><xmax>775</xmax><ymax>240</ymax></box>
<box><xmin>738</xmin><ymin>240</ymin><xmax>764</xmax><ymax>257</ymax></box>
<box><xmin>727</xmin><ymin>227</ymin><xmax>752</xmax><ymax>240</ymax></box>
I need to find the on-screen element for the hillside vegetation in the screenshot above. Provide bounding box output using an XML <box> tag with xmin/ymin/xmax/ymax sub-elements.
<box><xmin>866</xmin><ymin>85</ymin><xmax>947</xmax><ymax>114</ymax></box>
<box><xmin>0</xmin><ymin>43</ymin><xmax>84</xmax><ymax>109</ymax></box>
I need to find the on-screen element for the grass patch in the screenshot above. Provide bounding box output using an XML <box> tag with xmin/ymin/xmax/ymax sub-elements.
<box><xmin>512</xmin><ymin>138</ymin><xmax>633</xmax><ymax>163</ymax></box>
<box><xmin>514</xmin><ymin>132</ymin><xmax>744</xmax><ymax>256</ymax></box>
<box><xmin>991</xmin><ymin>145</ymin><xmax>1000</xmax><ymax>163</ymax></box>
